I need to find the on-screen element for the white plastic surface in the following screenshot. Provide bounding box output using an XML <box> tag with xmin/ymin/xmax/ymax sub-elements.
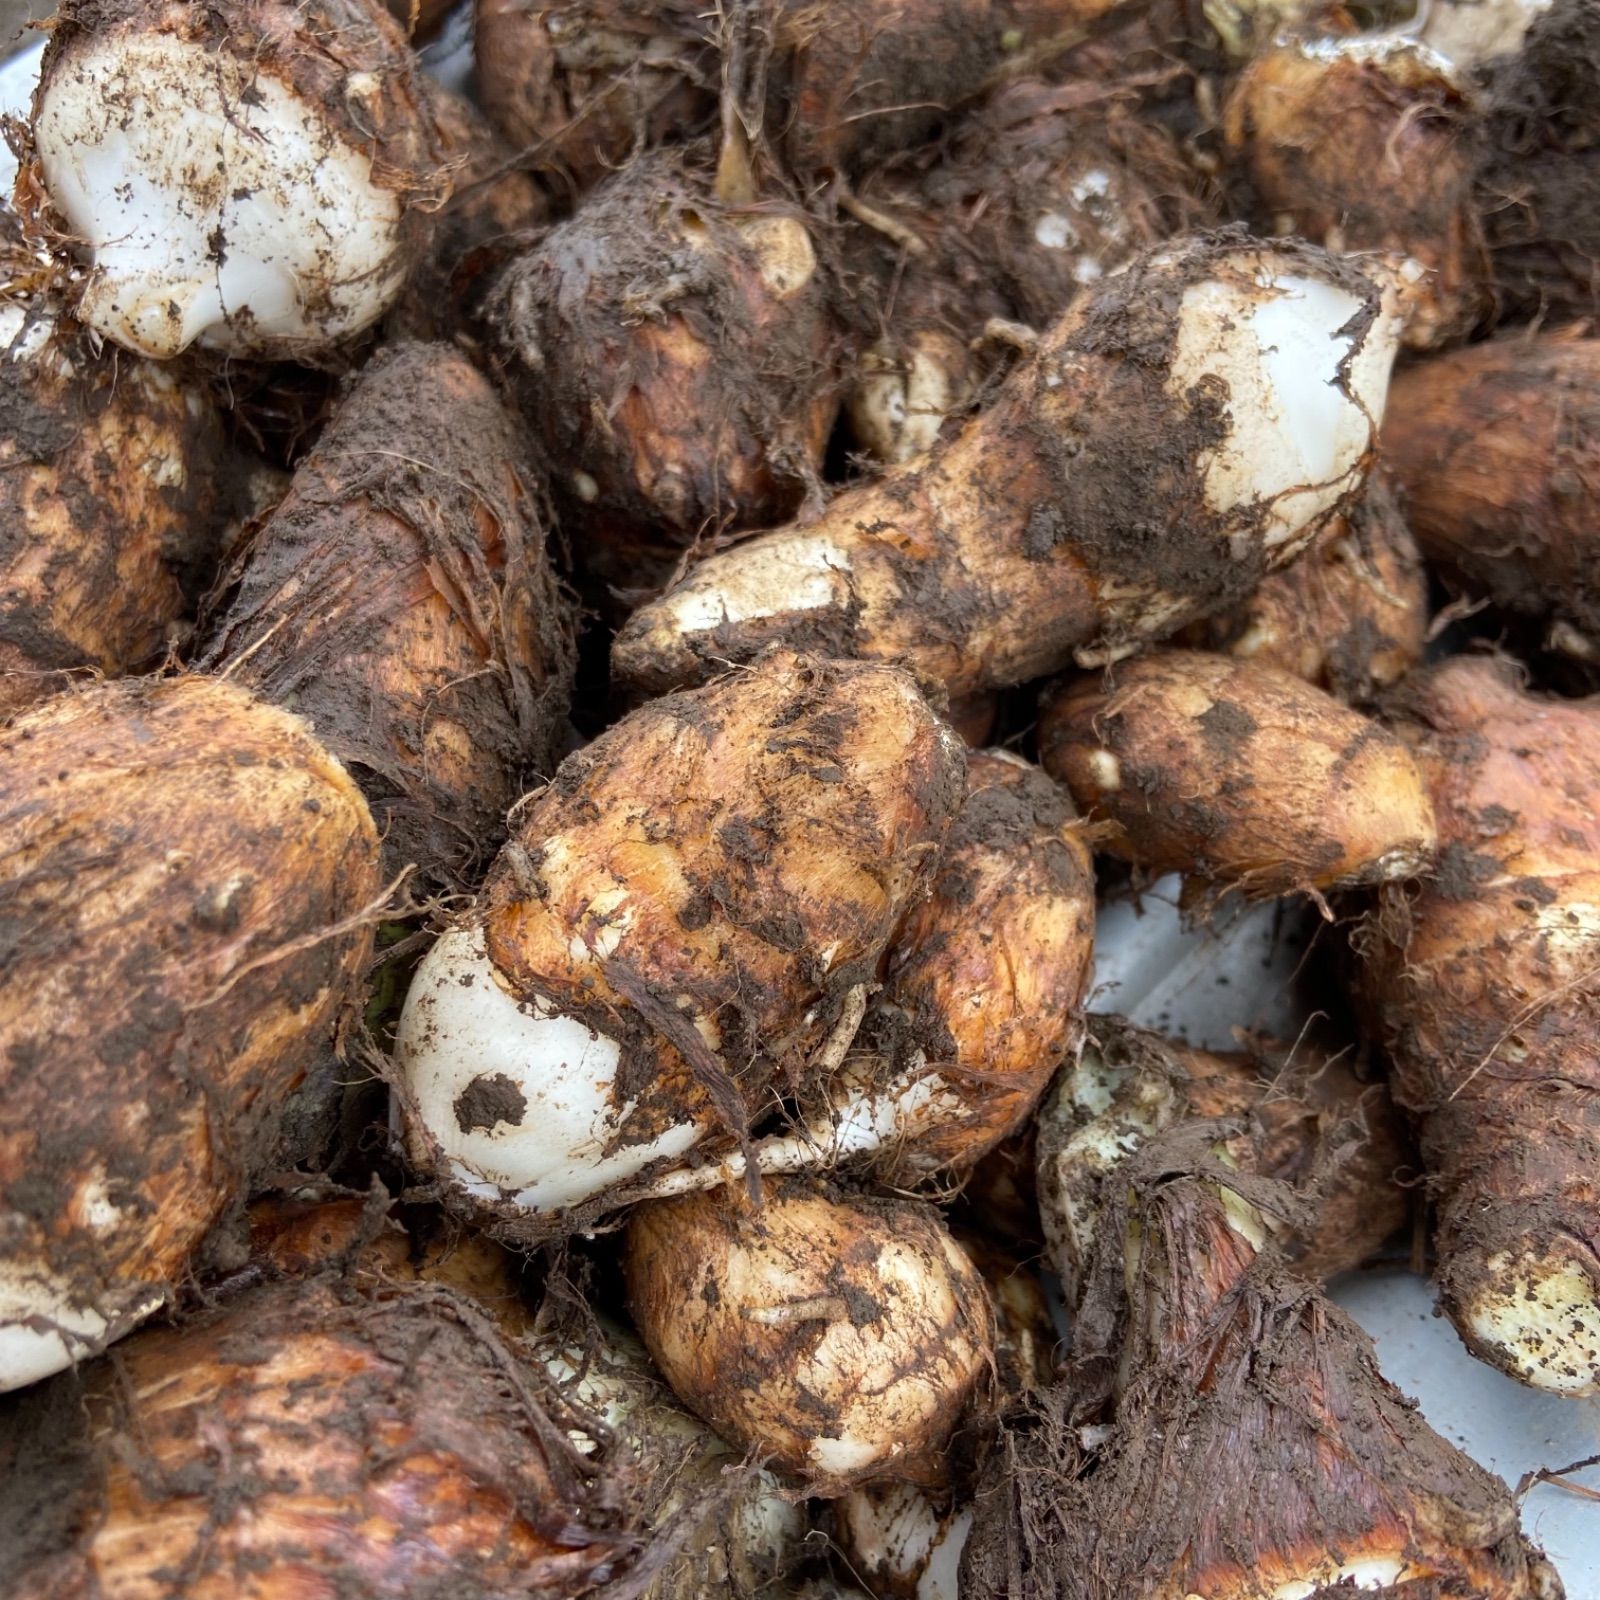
<box><xmin>1093</xmin><ymin>877</ymin><xmax>1600</xmax><ymax>1591</ymax></box>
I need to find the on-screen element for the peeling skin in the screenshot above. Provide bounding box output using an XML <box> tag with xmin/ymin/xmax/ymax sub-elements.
<box><xmin>30</xmin><ymin>0</ymin><xmax>442</xmax><ymax>360</ymax></box>
<box><xmin>835</xmin><ymin>1484</ymin><xmax>972</xmax><ymax>1600</ymax></box>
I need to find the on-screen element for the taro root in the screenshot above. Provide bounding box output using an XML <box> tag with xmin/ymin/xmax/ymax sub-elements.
<box><xmin>1039</xmin><ymin>650</ymin><xmax>1437</xmax><ymax>898</ymax></box>
<box><xmin>387</xmin><ymin>87</ymin><xmax>549</xmax><ymax>341</ymax></box>
<box><xmin>392</xmin><ymin>649</ymin><xmax>965</xmax><ymax>1238</ymax></box>
<box><xmin>0</xmin><ymin>295</ymin><xmax>226</xmax><ymax>721</ymax></box>
<box><xmin>832</xmin><ymin>1483</ymin><xmax>972</xmax><ymax>1600</ymax></box>
<box><xmin>770</xmin><ymin>0</ymin><xmax>1128</xmax><ymax>186</ymax></box>
<box><xmin>1223</xmin><ymin>32</ymin><xmax>1488</xmax><ymax>350</ymax></box>
<box><xmin>536</xmin><ymin>1314</ymin><xmax>807</xmax><ymax>1599</ymax></box>
<box><xmin>0</xmin><ymin>678</ymin><xmax>382</xmax><ymax>1391</ymax></box>
<box><xmin>605</xmin><ymin>749</ymin><xmax>1094</xmax><ymax>1199</ymax></box>
<box><xmin>1180</xmin><ymin>469</ymin><xmax>1428</xmax><ymax>703</ymax></box>
<box><xmin>0</xmin><ymin>1273</ymin><xmax>651</xmax><ymax>1598</ymax></box>
<box><xmin>1035</xmin><ymin>1016</ymin><xmax>1410</xmax><ymax>1305</ymax></box>
<box><xmin>474</xmin><ymin>0</ymin><xmax>717</xmax><ymax>200</ymax></box>
<box><xmin>624</xmin><ymin>1178</ymin><xmax>995</xmax><ymax>1490</ymax></box>
<box><xmin>1358</xmin><ymin>656</ymin><xmax>1600</xmax><ymax>1395</ymax></box>
<box><xmin>1478</xmin><ymin>0</ymin><xmax>1600</xmax><ymax>324</ymax></box>
<box><xmin>1418</xmin><ymin>0</ymin><xmax>1556</xmax><ymax>69</ymax></box>
<box><xmin>206</xmin><ymin>342</ymin><xmax>575</xmax><ymax>891</ymax></box>
<box><xmin>1381</xmin><ymin>330</ymin><xmax>1600</xmax><ymax>661</ymax></box>
<box><xmin>491</xmin><ymin>148</ymin><xmax>836</xmax><ymax>586</ymax></box>
<box><xmin>613</xmin><ymin>235</ymin><xmax>1401</xmax><ymax>699</ymax></box>
<box><xmin>842</xmin><ymin>81</ymin><xmax>1209</xmax><ymax>465</ymax></box>
<box><xmin>24</xmin><ymin>0</ymin><xmax>446</xmax><ymax>359</ymax></box>
<box><xmin>960</xmin><ymin>1134</ymin><xmax>1563</xmax><ymax>1599</ymax></box>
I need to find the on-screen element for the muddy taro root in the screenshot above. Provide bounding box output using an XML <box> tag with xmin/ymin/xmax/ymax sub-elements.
<box><xmin>23</xmin><ymin>0</ymin><xmax>446</xmax><ymax>359</ymax></box>
<box><xmin>0</xmin><ymin>678</ymin><xmax>381</xmax><ymax>1391</ymax></box>
<box><xmin>613</xmin><ymin>235</ymin><xmax>1400</xmax><ymax>698</ymax></box>
<box><xmin>206</xmin><ymin>341</ymin><xmax>575</xmax><ymax>891</ymax></box>
<box><xmin>1038</xmin><ymin>649</ymin><xmax>1437</xmax><ymax>898</ymax></box>
<box><xmin>625</xmin><ymin>1177</ymin><xmax>995</xmax><ymax>1491</ymax></box>
<box><xmin>1223</xmin><ymin>31</ymin><xmax>1488</xmax><ymax>349</ymax></box>
<box><xmin>490</xmin><ymin>147</ymin><xmax>836</xmax><ymax>589</ymax></box>
<box><xmin>1381</xmin><ymin>329</ymin><xmax>1600</xmax><ymax>663</ymax></box>
<box><xmin>392</xmin><ymin>649</ymin><xmax>964</xmax><ymax>1239</ymax></box>
<box><xmin>0</xmin><ymin>292</ymin><xmax>226</xmax><ymax>721</ymax></box>
<box><xmin>0</xmin><ymin>1272</ymin><xmax>652</xmax><ymax>1598</ymax></box>
<box><xmin>1359</xmin><ymin>655</ymin><xmax>1600</xmax><ymax>1395</ymax></box>
<box><xmin>1035</xmin><ymin>1016</ymin><xmax>1410</xmax><ymax>1305</ymax></box>
<box><xmin>961</xmin><ymin>1133</ymin><xmax>1562</xmax><ymax>1599</ymax></box>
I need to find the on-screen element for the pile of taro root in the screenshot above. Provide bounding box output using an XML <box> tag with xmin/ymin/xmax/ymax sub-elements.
<box><xmin>3</xmin><ymin>0</ymin><xmax>1600</xmax><ymax>1592</ymax></box>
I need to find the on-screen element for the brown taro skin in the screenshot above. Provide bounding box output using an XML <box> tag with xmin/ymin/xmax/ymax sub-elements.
<box><xmin>206</xmin><ymin>342</ymin><xmax>575</xmax><ymax>891</ymax></box>
<box><xmin>624</xmin><ymin>1179</ymin><xmax>995</xmax><ymax>1492</ymax></box>
<box><xmin>474</xmin><ymin>0</ymin><xmax>717</xmax><ymax>201</ymax></box>
<box><xmin>1359</xmin><ymin>656</ymin><xmax>1600</xmax><ymax>1394</ymax></box>
<box><xmin>1034</xmin><ymin>1016</ymin><xmax>1411</xmax><ymax>1307</ymax></box>
<box><xmin>0</xmin><ymin>678</ymin><xmax>382</xmax><ymax>1388</ymax></box>
<box><xmin>0</xmin><ymin>300</ymin><xmax>225</xmax><ymax>721</ymax></box>
<box><xmin>1038</xmin><ymin>650</ymin><xmax>1437</xmax><ymax>897</ymax></box>
<box><xmin>490</xmin><ymin>149</ymin><xmax>836</xmax><ymax>585</ymax></box>
<box><xmin>771</xmin><ymin>0</ymin><xmax>1128</xmax><ymax>186</ymax></box>
<box><xmin>414</xmin><ymin>649</ymin><xmax>966</xmax><ymax>1235</ymax></box>
<box><xmin>1182</xmin><ymin>470</ymin><xmax>1429</xmax><ymax>704</ymax></box>
<box><xmin>961</xmin><ymin>1134</ymin><xmax>1564</xmax><ymax>1600</ymax></box>
<box><xmin>1381</xmin><ymin>331</ymin><xmax>1600</xmax><ymax>658</ymax></box>
<box><xmin>860</xmin><ymin>750</ymin><xmax>1096</xmax><ymax>1178</ymax></box>
<box><xmin>1223</xmin><ymin>35</ymin><xmax>1488</xmax><ymax>350</ymax></box>
<box><xmin>0</xmin><ymin>1275</ymin><xmax>643</xmax><ymax>1600</ymax></box>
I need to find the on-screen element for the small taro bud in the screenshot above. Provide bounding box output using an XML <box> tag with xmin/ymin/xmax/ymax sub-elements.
<box><xmin>393</xmin><ymin>650</ymin><xmax>964</xmax><ymax>1237</ymax></box>
<box><xmin>960</xmin><ymin>1135</ymin><xmax>1563</xmax><ymax>1600</ymax></box>
<box><xmin>0</xmin><ymin>678</ymin><xmax>381</xmax><ymax>1391</ymax></box>
<box><xmin>0</xmin><ymin>1275</ymin><xmax>649</xmax><ymax>1597</ymax></box>
<box><xmin>0</xmin><ymin>295</ymin><xmax>226</xmax><ymax>719</ymax></box>
<box><xmin>625</xmin><ymin>1179</ymin><xmax>995</xmax><ymax>1490</ymax></box>
<box><xmin>27</xmin><ymin>0</ymin><xmax>446</xmax><ymax>360</ymax></box>
<box><xmin>205</xmin><ymin>341</ymin><xmax>576</xmax><ymax>891</ymax></box>
<box><xmin>1038</xmin><ymin>649</ymin><xmax>1437</xmax><ymax>897</ymax></box>
<box><xmin>613</xmin><ymin>235</ymin><xmax>1400</xmax><ymax>699</ymax></box>
<box><xmin>1360</xmin><ymin>656</ymin><xmax>1600</xmax><ymax>1395</ymax></box>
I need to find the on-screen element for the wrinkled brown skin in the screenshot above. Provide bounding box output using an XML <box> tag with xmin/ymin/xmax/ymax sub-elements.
<box><xmin>0</xmin><ymin>1275</ymin><xmax>650</xmax><ymax>1600</ymax></box>
<box><xmin>474</xmin><ymin>0</ymin><xmax>717</xmax><ymax>201</ymax></box>
<box><xmin>387</xmin><ymin>88</ymin><xmax>550</xmax><ymax>341</ymax></box>
<box><xmin>1182</xmin><ymin>470</ymin><xmax>1428</xmax><ymax>704</ymax></box>
<box><xmin>1222</xmin><ymin>36</ymin><xmax>1487</xmax><ymax>350</ymax></box>
<box><xmin>206</xmin><ymin>342</ymin><xmax>575</xmax><ymax>891</ymax></box>
<box><xmin>1034</xmin><ymin>1017</ymin><xmax>1410</xmax><ymax>1307</ymax></box>
<box><xmin>612</xmin><ymin>236</ymin><xmax>1387</xmax><ymax>700</ymax></box>
<box><xmin>1359</xmin><ymin>656</ymin><xmax>1600</xmax><ymax>1391</ymax></box>
<box><xmin>1038</xmin><ymin>650</ymin><xmax>1437</xmax><ymax>897</ymax></box>
<box><xmin>1382</xmin><ymin>332</ymin><xmax>1600</xmax><ymax>656</ymax></box>
<box><xmin>772</xmin><ymin>0</ymin><xmax>1129</xmax><ymax>186</ymax></box>
<box><xmin>0</xmin><ymin>678</ymin><xmax>381</xmax><ymax>1372</ymax></box>
<box><xmin>841</xmin><ymin>79</ymin><xmax>1209</xmax><ymax>464</ymax></box>
<box><xmin>405</xmin><ymin>650</ymin><xmax>965</xmax><ymax>1239</ymax></box>
<box><xmin>855</xmin><ymin>751</ymin><xmax>1095</xmax><ymax>1176</ymax></box>
<box><xmin>490</xmin><ymin>149</ymin><xmax>837</xmax><ymax>585</ymax></box>
<box><xmin>24</xmin><ymin>0</ymin><xmax>449</xmax><ymax>361</ymax></box>
<box><xmin>1478</xmin><ymin>0</ymin><xmax>1600</xmax><ymax>324</ymax></box>
<box><xmin>961</xmin><ymin>1134</ymin><xmax>1563</xmax><ymax>1600</ymax></box>
<box><xmin>624</xmin><ymin>1179</ymin><xmax>995</xmax><ymax>1491</ymax></box>
<box><xmin>0</xmin><ymin>302</ymin><xmax>226</xmax><ymax>721</ymax></box>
